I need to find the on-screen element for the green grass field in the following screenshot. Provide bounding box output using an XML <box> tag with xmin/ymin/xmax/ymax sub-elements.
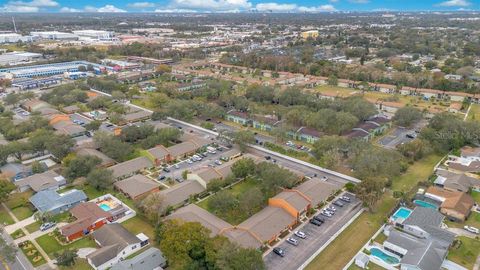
<box><xmin>11</xmin><ymin>206</ymin><xmax>34</xmax><ymax>221</ymax></box>
<box><xmin>36</xmin><ymin>233</ymin><xmax>96</xmax><ymax>258</ymax></box>
<box><xmin>467</xmin><ymin>104</ymin><xmax>480</xmax><ymax>122</ymax></box>
<box><xmin>0</xmin><ymin>204</ymin><xmax>14</xmax><ymax>225</ymax></box>
<box><xmin>447</xmin><ymin>236</ymin><xmax>480</xmax><ymax>269</ymax></box>
<box><xmin>19</xmin><ymin>240</ymin><xmax>46</xmax><ymax>267</ymax></box>
<box><xmin>306</xmin><ymin>153</ymin><xmax>442</xmax><ymax>270</ymax></box>
<box><xmin>25</xmin><ymin>221</ymin><xmax>41</xmax><ymax>233</ymax></box>
<box><xmin>122</xmin><ymin>216</ymin><xmax>156</xmax><ymax>241</ymax></box>
<box><xmin>471</xmin><ymin>191</ymin><xmax>480</xmax><ymax>204</ymax></box>
<box><xmin>59</xmin><ymin>258</ymin><xmax>93</xmax><ymax>270</ymax></box>
<box><xmin>445</xmin><ymin>212</ymin><xmax>480</xmax><ymax>229</ymax></box>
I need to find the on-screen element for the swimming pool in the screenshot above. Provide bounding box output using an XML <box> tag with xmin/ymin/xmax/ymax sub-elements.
<box><xmin>99</xmin><ymin>203</ymin><xmax>111</xmax><ymax>211</ymax></box>
<box><xmin>392</xmin><ymin>207</ymin><xmax>412</xmax><ymax>220</ymax></box>
<box><xmin>370</xmin><ymin>247</ymin><xmax>400</xmax><ymax>265</ymax></box>
<box><xmin>414</xmin><ymin>200</ymin><xmax>438</xmax><ymax>209</ymax></box>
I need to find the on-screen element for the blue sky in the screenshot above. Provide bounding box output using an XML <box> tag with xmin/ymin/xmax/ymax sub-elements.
<box><xmin>0</xmin><ymin>0</ymin><xmax>479</xmax><ymax>13</ymax></box>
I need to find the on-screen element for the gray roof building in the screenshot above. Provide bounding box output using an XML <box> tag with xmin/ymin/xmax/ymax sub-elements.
<box><xmin>111</xmin><ymin>247</ymin><xmax>166</xmax><ymax>270</ymax></box>
<box><xmin>76</xmin><ymin>148</ymin><xmax>116</xmax><ymax>167</ymax></box>
<box><xmin>14</xmin><ymin>170</ymin><xmax>66</xmax><ymax>192</ymax></box>
<box><xmin>109</xmin><ymin>157</ymin><xmax>153</xmax><ymax>179</ymax></box>
<box><xmin>114</xmin><ymin>174</ymin><xmax>160</xmax><ymax>199</ymax></box>
<box><xmin>29</xmin><ymin>189</ymin><xmax>87</xmax><ymax>214</ymax></box>
<box><xmin>434</xmin><ymin>169</ymin><xmax>480</xmax><ymax>193</ymax></box>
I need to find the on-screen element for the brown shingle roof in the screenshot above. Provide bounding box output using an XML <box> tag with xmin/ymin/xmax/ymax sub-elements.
<box><xmin>426</xmin><ymin>186</ymin><xmax>474</xmax><ymax>216</ymax></box>
<box><xmin>114</xmin><ymin>174</ymin><xmax>160</xmax><ymax>199</ymax></box>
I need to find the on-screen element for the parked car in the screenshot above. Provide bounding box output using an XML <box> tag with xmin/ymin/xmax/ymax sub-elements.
<box><xmin>340</xmin><ymin>196</ymin><xmax>351</xmax><ymax>203</ymax></box>
<box><xmin>273</xmin><ymin>247</ymin><xmax>285</xmax><ymax>257</ymax></box>
<box><xmin>175</xmin><ymin>177</ymin><xmax>184</xmax><ymax>183</ymax></box>
<box><xmin>321</xmin><ymin>211</ymin><xmax>332</xmax><ymax>218</ymax></box>
<box><xmin>40</xmin><ymin>222</ymin><xmax>56</xmax><ymax>231</ymax></box>
<box><xmin>187</xmin><ymin>159</ymin><xmax>193</xmax><ymax>164</ymax></box>
<box><xmin>309</xmin><ymin>218</ymin><xmax>322</xmax><ymax>226</ymax></box>
<box><xmin>294</xmin><ymin>231</ymin><xmax>307</xmax><ymax>239</ymax></box>
<box><xmin>333</xmin><ymin>200</ymin><xmax>345</xmax><ymax>207</ymax></box>
<box><xmin>158</xmin><ymin>175</ymin><xmax>166</xmax><ymax>181</ymax></box>
<box><xmin>265</xmin><ymin>155</ymin><xmax>271</xmax><ymax>160</ymax></box>
<box><xmin>174</xmin><ymin>164</ymin><xmax>180</xmax><ymax>169</ymax></box>
<box><xmin>286</xmin><ymin>237</ymin><xmax>298</xmax><ymax>246</ymax></box>
<box><xmin>314</xmin><ymin>215</ymin><xmax>326</xmax><ymax>223</ymax></box>
<box><xmin>201</xmin><ymin>152</ymin><xmax>208</xmax><ymax>157</ymax></box>
<box><xmin>406</xmin><ymin>133</ymin><xmax>417</xmax><ymax>139</ymax></box>
<box><xmin>327</xmin><ymin>206</ymin><xmax>336</xmax><ymax>212</ymax></box>
<box><xmin>464</xmin><ymin>226</ymin><xmax>479</xmax><ymax>234</ymax></box>
<box><xmin>320</xmin><ymin>176</ymin><xmax>328</xmax><ymax>181</ymax></box>
<box><xmin>214</xmin><ymin>160</ymin><xmax>223</xmax><ymax>165</ymax></box>
<box><xmin>163</xmin><ymin>167</ymin><xmax>170</xmax><ymax>173</ymax></box>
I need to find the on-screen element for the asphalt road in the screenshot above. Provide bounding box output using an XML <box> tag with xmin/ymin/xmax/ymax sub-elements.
<box><xmin>378</xmin><ymin>120</ymin><xmax>428</xmax><ymax>149</ymax></box>
<box><xmin>264</xmin><ymin>194</ymin><xmax>362</xmax><ymax>270</ymax></box>
<box><xmin>0</xmin><ymin>228</ymin><xmax>33</xmax><ymax>270</ymax></box>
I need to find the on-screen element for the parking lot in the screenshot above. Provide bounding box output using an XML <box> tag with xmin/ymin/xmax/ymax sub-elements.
<box><xmin>378</xmin><ymin>120</ymin><xmax>427</xmax><ymax>149</ymax></box>
<box><xmin>263</xmin><ymin>193</ymin><xmax>362</xmax><ymax>270</ymax></box>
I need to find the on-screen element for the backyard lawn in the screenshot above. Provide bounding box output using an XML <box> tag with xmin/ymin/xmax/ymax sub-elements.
<box><xmin>197</xmin><ymin>178</ymin><xmax>265</xmax><ymax>225</ymax></box>
<box><xmin>447</xmin><ymin>236</ymin><xmax>480</xmax><ymax>270</ymax></box>
<box><xmin>60</xmin><ymin>259</ymin><xmax>92</xmax><ymax>270</ymax></box>
<box><xmin>36</xmin><ymin>233</ymin><xmax>97</xmax><ymax>258</ymax></box>
<box><xmin>5</xmin><ymin>190</ymin><xmax>35</xmax><ymax>221</ymax></box>
<box><xmin>445</xmin><ymin>212</ymin><xmax>480</xmax><ymax>229</ymax></box>
<box><xmin>306</xmin><ymin>153</ymin><xmax>442</xmax><ymax>270</ymax></box>
<box><xmin>471</xmin><ymin>190</ymin><xmax>480</xmax><ymax>204</ymax></box>
<box><xmin>122</xmin><ymin>216</ymin><xmax>156</xmax><ymax>241</ymax></box>
<box><xmin>11</xmin><ymin>206</ymin><xmax>34</xmax><ymax>221</ymax></box>
<box><xmin>0</xmin><ymin>204</ymin><xmax>14</xmax><ymax>225</ymax></box>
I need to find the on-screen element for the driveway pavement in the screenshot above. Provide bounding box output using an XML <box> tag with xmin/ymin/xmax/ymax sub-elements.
<box><xmin>263</xmin><ymin>194</ymin><xmax>362</xmax><ymax>270</ymax></box>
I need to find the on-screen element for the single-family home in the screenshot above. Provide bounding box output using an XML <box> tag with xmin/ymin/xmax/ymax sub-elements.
<box><xmin>434</xmin><ymin>169</ymin><xmax>480</xmax><ymax>193</ymax></box>
<box><xmin>383</xmin><ymin>207</ymin><xmax>455</xmax><ymax>270</ymax></box>
<box><xmin>252</xmin><ymin>114</ymin><xmax>282</xmax><ymax>132</ymax></box>
<box><xmin>29</xmin><ymin>189</ymin><xmax>87</xmax><ymax>215</ymax></box>
<box><xmin>114</xmin><ymin>174</ymin><xmax>160</xmax><ymax>200</ymax></box>
<box><xmin>460</xmin><ymin>146</ymin><xmax>480</xmax><ymax>161</ymax></box>
<box><xmin>76</xmin><ymin>148</ymin><xmax>116</xmax><ymax>168</ymax></box>
<box><xmin>425</xmin><ymin>186</ymin><xmax>474</xmax><ymax>222</ymax></box>
<box><xmin>111</xmin><ymin>247</ymin><xmax>167</xmax><ymax>270</ymax></box>
<box><xmin>158</xmin><ymin>180</ymin><xmax>205</xmax><ymax>214</ymax></box>
<box><xmin>21</xmin><ymin>99</ymin><xmax>51</xmax><ymax>112</ymax></box>
<box><xmin>87</xmin><ymin>224</ymin><xmax>147</xmax><ymax>270</ymax></box>
<box><xmin>108</xmin><ymin>156</ymin><xmax>153</xmax><ymax>180</ymax></box>
<box><xmin>14</xmin><ymin>170</ymin><xmax>66</xmax><ymax>192</ymax></box>
<box><xmin>60</xmin><ymin>202</ymin><xmax>113</xmax><ymax>241</ymax></box>
<box><xmin>147</xmin><ymin>139</ymin><xmax>208</xmax><ymax>166</ymax></box>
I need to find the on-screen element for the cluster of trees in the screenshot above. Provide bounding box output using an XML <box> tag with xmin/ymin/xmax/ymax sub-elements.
<box><xmin>0</xmin><ymin>129</ymin><xmax>74</xmax><ymax>165</ymax></box>
<box><xmin>120</xmin><ymin>124</ymin><xmax>181</xmax><ymax>149</ymax></box>
<box><xmin>87</xmin><ymin>77</ymin><xmax>128</xmax><ymax>94</ymax></box>
<box><xmin>0</xmin><ymin>115</ymin><xmax>50</xmax><ymax>141</ymax></box>
<box><xmin>157</xmin><ymin>220</ymin><xmax>264</xmax><ymax>270</ymax></box>
<box><xmin>392</xmin><ymin>107</ymin><xmax>423</xmax><ymax>127</ymax></box>
<box><xmin>40</xmin><ymin>83</ymin><xmax>88</xmax><ymax>106</ymax></box>
<box><xmin>63</xmin><ymin>155</ymin><xmax>101</xmax><ymax>180</ymax></box>
<box><xmin>94</xmin><ymin>132</ymin><xmax>133</xmax><ymax>162</ymax></box>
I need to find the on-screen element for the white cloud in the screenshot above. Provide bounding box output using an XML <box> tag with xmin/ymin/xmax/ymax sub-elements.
<box><xmin>85</xmin><ymin>5</ymin><xmax>127</xmax><ymax>12</ymax></box>
<box><xmin>0</xmin><ymin>5</ymin><xmax>39</xmax><ymax>12</ymax></box>
<box><xmin>256</xmin><ymin>2</ymin><xmax>296</xmax><ymax>12</ymax></box>
<box><xmin>255</xmin><ymin>2</ymin><xmax>336</xmax><ymax>12</ymax></box>
<box><xmin>154</xmin><ymin>8</ymin><xmax>198</xmax><ymax>12</ymax></box>
<box><xmin>127</xmin><ymin>2</ymin><xmax>156</xmax><ymax>8</ymax></box>
<box><xmin>349</xmin><ymin>0</ymin><xmax>369</xmax><ymax>3</ymax></box>
<box><xmin>437</xmin><ymin>0</ymin><xmax>470</xmax><ymax>7</ymax></box>
<box><xmin>59</xmin><ymin>7</ymin><xmax>81</xmax><ymax>12</ymax></box>
<box><xmin>168</xmin><ymin>0</ymin><xmax>252</xmax><ymax>11</ymax></box>
<box><xmin>1</xmin><ymin>0</ymin><xmax>59</xmax><ymax>12</ymax></box>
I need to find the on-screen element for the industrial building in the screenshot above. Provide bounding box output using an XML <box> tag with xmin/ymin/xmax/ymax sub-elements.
<box><xmin>0</xmin><ymin>33</ymin><xmax>33</xmax><ymax>43</ymax></box>
<box><xmin>30</xmin><ymin>31</ymin><xmax>79</xmax><ymax>41</ymax></box>
<box><xmin>73</xmin><ymin>30</ymin><xmax>115</xmax><ymax>41</ymax></box>
<box><xmin>0</xmin><ymin>61</ymin><xmax>110</xmax><ymax>78</ymax></box>
<box><xmin>0</xmin><ymin>51</ymin><xmax>43</xmax><ymax>66</ymax></box>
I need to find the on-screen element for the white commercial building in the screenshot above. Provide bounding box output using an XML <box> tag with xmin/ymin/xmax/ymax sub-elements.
<box><xmin>30</xmin><ymin>31</ymin><xmax>78</xmax><ymax>40</ymax></box>
<box><xmin>72</xmin><ymin>30</ymin><xmax>115</xmax><ymax>41</ymax></box>
<box><xmin>0</xmin><ymin>51</ymin><xmax>43</xmax><ymax>66</ymax></box>
<box><xmin>0</xmin><ymin>33</ymin><xmax>33</xmax><ymax>44</ymax></box>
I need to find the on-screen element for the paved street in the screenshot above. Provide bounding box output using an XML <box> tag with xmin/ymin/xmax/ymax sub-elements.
<box><xmin>378</xmin><ymin>120</ymin><xmax>428</xmax><ymax>149</ymax></box>
<box><xmin>264</xmin><ymin>194</ymin><xmax>362</xmax><ymax>270</ymax></box>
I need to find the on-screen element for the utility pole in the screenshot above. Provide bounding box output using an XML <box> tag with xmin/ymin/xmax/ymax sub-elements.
<box><xmin>12</xmin><ymin>17</ymin><xmax>17</xmax><ymax>33</ymax></box>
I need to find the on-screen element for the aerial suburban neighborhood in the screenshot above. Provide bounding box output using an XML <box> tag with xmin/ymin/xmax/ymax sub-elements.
<box><xmin>1</xmin><ymin>4</ymin><xmax>480</xmax><ymax>270</ymax></box>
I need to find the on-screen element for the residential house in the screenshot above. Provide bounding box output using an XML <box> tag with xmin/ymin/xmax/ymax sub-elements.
<box><xmin>383</xmin><ymin>207</ymin><xmax>455</xmax><ymax>270</ymax></box>
<box><xmin>21</xmin><ymin>99</ymin><xmax>51</xmax><ymax>112</ymax></box>
<box><xmin>176</xmin><ymin>82</ymin><xmax>206</xmax><ymax>91</ymax></box>
<box><xmin>62</xmin><ymin>105</ymin><xmax>80</xmax><ymax>114</ymax></box>
<box><xmin>108</xmin><ymin>157</ymin><xmax>153</xmax><ymax>180</ymax></box>
<box><xmin>158</xmin><ymin>180</ymin><xmax>205</xmax><ymax>213</ymax></box>
<box><xmin>114</xmin><ymin>174</ymin><xmax>160</xmax><ymax>200</ymax></box>
<box><xmin>252</xmin><ymin>114</ymin><xmax>282</xmax><ymax>132</ymax></box>
<box><xmin>296</xmin><ymin>127</ymin><xmax>323</xmax><ymax>144</ymax></box>
<box><xmin>111</xmin><ymin>247</ymin><xmax>167</xmax><ymax>270</ymax></box>
<box><xmin>345</xmin><ymin>116</ymin><xmax>390</xmax><ymax>141</ymax></box>
<box><xmin>425</xmin><ymin>186</ymin><xmax>474</xmax><ymax>222</ymax></box>
<box><xmin>460</xmin><ymin>146</ymin><xmax>480</xmax><ymax>161</ymax></box>
<box><xmin>147</xmin><ymin>139</ymin><xmax>209</xmax><ymax>166</ymax></box>
<box><xmin>446</xmin><ymin>158</ymin><xmax>480</xmax><ymax>173</ymax></box>
<box><xmin>14</xmin><ymin>170</ymin><xmax>66</xmax><ymax>192</ymax></box>
<box><xmin>434</xmin><ymin>169</ymin><xmax>480</xmax><ymax>193</ymax></box>
<box><xmin>60</xmin><ymin>202</ymin><xmax>113</xmax><ymax>241</ymax></box>
<box><xmin>87</xmin><ymin>224</ymin><xmax>147</xmax><ymax>270</ymax></box>
<box><xmin>29</xmin><ymin>189</ymin><xmax>87</xmax><ymax>215</ymax></box>
<box><xmin>226</xmin><ymin>110</ymin><xmax>250</xmax><ymax>126</ymax></box>
<box><xmin>120</xmin><ymin>110</ymin><xmax>152</xmax><ymax>125</ymax></box>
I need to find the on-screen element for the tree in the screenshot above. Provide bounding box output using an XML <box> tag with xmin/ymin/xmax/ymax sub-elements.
<box><xmin>155</xmin><ymin>64</ymin><xmax>172</xmax><ymax>74</ymax></box>
<box><xmin>393</xmin><ymin>107</ymin><xmax>423</xmax><ymax>127</ymax></box>
<box><xmin>84</xmin><ymin>120</ymin><xmax>102</xmax><ymax>131</ymax></box>
<box><xmin>0</xmin><ymin>178</ymin><xmax>15</xmax><ymax>203</ymax></box>
<box><xmin>231</xmin><ymin>158</ymin><xmax>255</xmax><ymax>178</ymax></box>
<box><xmin>232</xmin><ymin>130</ymin><xmax>255</xmax><ymax>151</ymax></box>
<box><xmin>238</xmin><ymin>187</ymin><xmax>264</xmax><ymax>216</ymax></box>
<box><xmin>328</xmin><ymin>75</ymin><xmax>338</xmax><ymax>86</ymax></box>
<box><xmin>356</xmin><ymin>177</ymin><xmax>385</xmax><ymax>211</ymax></box>
<box><xmin>138</xmin><ymin>193</ymin><xmax>164</xmax><ymax>223</ymax></box>
<box><xmin>94</xmin><ymin>132</ymin><xmax>133</xmax><ymax>161</ymax></box>
<box><xmin>208</xmin><ymin>190</ymin><xmax>238</xmax><ymax>215</ymax></box>
<box><xmin>45</xmin><ymin>134</ymin><xmax>74</xmax><ymax>160</ymax></box>
<box><xmin>0</xmin><ymin>237</ymin><xmax>17</xmax><ymax>263</ymax></box>
<box><xmin>4</xmin><ymin>93</ymin><xmax>21</xmax><ymax>106</ymax></box>
<box><xmin>31</xmin><ymin>161</ymin><xmax>46</xmax><ymax>174</ymax></box>
<box><xmin>216</xmin><ymin>243</ymin><xmax>265</xmax><ymax>270</ymax></box>
<box><xmin>64</xmin><ymin>155</ymin><xmax>101</xmax><ymax>180</ymax></box>
<box><xmin>86</xmin><ymin>168</ymin><xmax>113</xmax><ymax>191</ymax></box>
<box><xmin>54</xmin><ymin>249</ymin><xmax>78</xmax><ymax>267</ymax></box>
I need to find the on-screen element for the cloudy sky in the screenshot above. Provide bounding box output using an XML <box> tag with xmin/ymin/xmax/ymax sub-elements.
<box><xmin>0</xmin><ymin>0</ymin><xmax>478</xmax><ymax>13</ymax></box>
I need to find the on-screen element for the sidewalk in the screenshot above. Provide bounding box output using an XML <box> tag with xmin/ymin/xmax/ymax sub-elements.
<box><xmin>4</xmin><ymin>217</ymin><xmax>36</xmax><ymax>234</ymax></box>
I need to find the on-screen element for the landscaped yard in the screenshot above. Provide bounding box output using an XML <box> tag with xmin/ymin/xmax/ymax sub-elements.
<box><xmin>59</xmin><ymin>258</ymin><xmax>92</xmax><ymax>270</ymax></box>
<box><xmin>19</xmin><ymin>240</ymin><xmax>46</xmax><ymax>267</ymax></box>
<box><xmin>10</xmin><ymin>206</ymin><xmax>34</xmax><ymax>221</ymax></box>
<box><xmin>197</xmin><ymin>178</ymin><xmax>265</xmax><ymax>225</ymax></box>
<box><xmin>25</xmin><ymin>221</ymin><xmax>41</xmax><ymax>233</ymax></box>
<box><xmin>471</xmin><ymin>190</ymin><xmax>480</xmax><ymax>204</ymax></box>
<box><xmin>5</xmin><ymin>190</ymin><xmax>35</xmax><ymax>221</ymax></box>
<box><xmin>467</xmin><ymin>104</ymin><xmax>480</xmax><ymax>122</ymax></box>
<box><xmin>0</xmin><ymin>204</ymin><xmax>14</xmax><ymax>225</ymax></box>
<box><xmin>306</xmin><ymin>153</ymin><xmax>442</xmax><ymax>270</ymax></box>
<box><xmin>122</xmin><ymin>216</ymin><xmax>156</xmax><ymax>241</ymax></box>
<box><xmin>36</xmin><ymin>233</ymin><xmax>97</xmax><ymax>258</ymax></box>
<box><xmin>447</xmin><ymin>236</ymin><xmax>480</xmax><ymax>270</ymax></box>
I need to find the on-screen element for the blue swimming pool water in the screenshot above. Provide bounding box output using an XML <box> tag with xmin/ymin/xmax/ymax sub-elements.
<box><xmin>392</xmin><ymin>207</ymin><xmax>412</xmax><ymax>220</ymax></box>
<box><xmin>370</xmin><ymin>247</ymin><xmax>400</xmax><ymax>264</ymax></box>
<box><xmin>99</xmin><ymin>204</ymin><xmax>111</xmax><ymax>211</ymax></box>
<box><xmin>414</xmin><ymin>200</ymin><xmax>438</xmax><ymax>209</ymax></box>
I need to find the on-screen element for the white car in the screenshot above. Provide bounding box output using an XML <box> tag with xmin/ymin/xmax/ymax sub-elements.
<box><xmin>187</xmin><ymin>159</ymin><xmax>193</xmax><ymax>164</ymax></box>
<box><xmin>464</xmin><ymin>226</ymin><xmax>479</xmax><ymax>234</ymax></box>
<box><xmin>294</xmin><ymin>231</ymin><xmax>306</xmax><ymax>239</ymax></box>
<box><xmin>286</xmin><ymin>237</ymin><xmax>298</xmax><ymax>246</ymax></box>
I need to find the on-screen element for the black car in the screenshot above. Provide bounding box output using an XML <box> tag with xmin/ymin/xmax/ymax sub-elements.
<box><xmin>309</xmin><ymin>218</ymin><xmax>322</xmax><ymax>226</ymax></box>
<box><xmin>314</xmin><ymin>215</ymin><xmax>326</xmax><ymax>223</ymax></box>
<box><xmin>333</xmin><ymin>200</ymin><xmax>344</xmax><ymax>207</ymax></box>
<box><xmin>265</xmin><ymin>156</ymin><xmax>271</xmax><ymax>160</ymax></box>
<box><xmin>273</xmin><ymin>247</ymin><xmax>285</xmax><ymax>257</ymax></box>
<box><xmin>163</xmin><ymin>167</ymin><xmax>171</xmax><ymax>173</ymax></box>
